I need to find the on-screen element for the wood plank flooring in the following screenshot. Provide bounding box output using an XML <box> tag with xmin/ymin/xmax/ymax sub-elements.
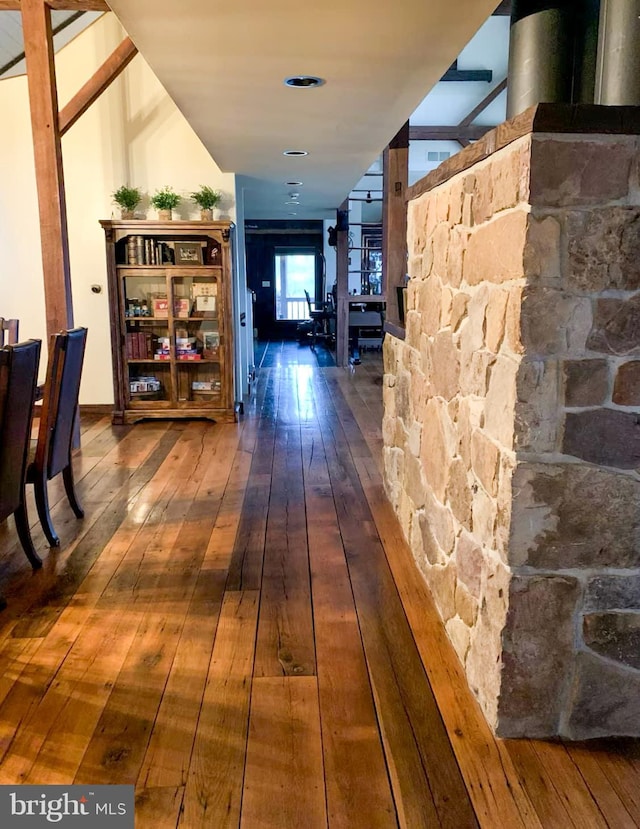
<box><xmin>0</xmin><ymin>340</ymin><xmax>638</xmax><ymax>827</ymax></box>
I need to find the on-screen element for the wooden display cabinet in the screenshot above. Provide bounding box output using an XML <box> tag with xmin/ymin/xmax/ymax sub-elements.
<box><xmin>100</xmin><ymin>220</ymin><xmax>236</xmax><ymax>424</ymax></box>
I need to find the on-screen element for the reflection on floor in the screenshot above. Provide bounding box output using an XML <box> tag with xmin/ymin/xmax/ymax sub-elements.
<box><xmin>256</xmin><ymin>339</ymin><xmax>336</xmax><ymax>368</ymax></box>
<box><xmin>0</xmin><ymin>344</ymin><xmax>637</xmax><ymax>828</ymax></box>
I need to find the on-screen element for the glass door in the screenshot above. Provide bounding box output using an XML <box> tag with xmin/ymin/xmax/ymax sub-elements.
<box><xmin>274</xmin><ymin>250</ymin><xmax>317</xmax><ymax>321</ymax></box>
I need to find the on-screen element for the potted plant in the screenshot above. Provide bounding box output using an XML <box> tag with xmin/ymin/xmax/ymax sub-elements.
<box><xmin>112</xmin><ymin>185</ymin><xmax>142</xmax><ymax>220</ymax></box>
<box><xmin>150</xmin><ymin>186</ymin><xmax>181</xmax><ymax>220</ymax></box>
<box><xmin>190</xmin><ymin>185</ymin><xmax>222</xmax><ymax>220</ymax></box>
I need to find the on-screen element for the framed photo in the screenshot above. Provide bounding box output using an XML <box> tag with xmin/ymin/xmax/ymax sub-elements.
<box><xmin>174</xmin><ymin>242</ymin><xmax>203</xmax><ymax>265</ymax></box>
<box><xmin>203</xmin><ymin>330</ymin><xmax>220</xmax><ymax>358</ymax></box>
<box><xmin>194</xmin><ymin>295</ymin><xmax>217</xmax><ymax>316</ymax></box>
<box><xmin>191</xmin><ymin>282</ymin><xmax>217</xmax><ymax>298</ymax></box>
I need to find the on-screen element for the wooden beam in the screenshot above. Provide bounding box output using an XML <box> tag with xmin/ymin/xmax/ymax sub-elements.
<box><xmin>22</xmin><ymin>0</ymin><xmax>73</xmax><ymax>336</ymax></box>
<box><xmin>382</xmin><ymin>121</ymin><xmax>409</xmax><ymax>329</ymax></box>
<box><xmin>459</xmin><ymin>77</ymin><xmax>508</xmax><ymax>126</ymax></box>
<box><xmin>335</xmin><ymin>201</ymin><xmax>349</xmax><ymax>368</ymax></box>
<box><xmin>48</xmin><ymin>0</ymin><xmax>109</xmax><ymax>7</ymax></box>
<box><xmin>0</xmin><ymin>1</ymin><xmax>110</xmax><ymax>8</ymax></box>
<box><xmin>493</xmin><ymin>0</ymin><xmax>512</xmax><ymax>14</ymax></box>
<box><xmin>59</xmin><ymin>36</ymin><xmax>137</xmax><ymax>135</ymax></box>
<box><xmin>440</xmin><ymin>68</ymin><xmax>493</xmax><ymax>83</ymax></box>
<box><xmin>409</xmin><ymin>125</ymin><xmax>494</xmax><ymax>142</ymax></box>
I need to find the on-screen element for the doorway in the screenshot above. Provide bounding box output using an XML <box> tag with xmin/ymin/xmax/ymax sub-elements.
<box><xmin>274</xmin><ymin>249</ymin><xmax>316</xmax><ymax>322</ymax></box>
<box><xmin>246</xmin><ymin>220</ymin><xmax>324</xmax><ymax>340</ymax></box>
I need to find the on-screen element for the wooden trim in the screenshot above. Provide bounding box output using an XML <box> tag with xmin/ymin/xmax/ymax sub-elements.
<box><xmin>0</xmin><ymin>0</ymin><xmax>109</xmax><ymax>8</ymax></box>
<box><xmin>409</xmin><ymin>125</ymin><xmax>493</xmax><ymax>142</ymax></box>
<box><xmin>22</xmin><ymin>0</ymin><xmax>74</xmax><ymax>338</ymax></box>
<box><xmin>59</xmin><ymin>37</ymin><xmax>137</xmax><ymax>136</ymax></box>
<box><xmin>79</xmin><ymin>403</ymin><xmax>112</xmax><ymax>415</ymax></box>
<box><xmin>459</xmin><ymin>77</ymin><xmax>508</xmax><ymax>127</ymax></box>
<box><xmin>384</xmin><ymin>321</ymin><xmax>406</xmax><ymax>340</ymax></box>
<box><xmin>407</xmin><ymin>102</ymin><xmax>640</xmax><ymax>202</ymax></box>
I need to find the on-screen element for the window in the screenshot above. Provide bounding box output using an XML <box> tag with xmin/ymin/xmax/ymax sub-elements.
<box><xmin>274</xmin><ymin>250</ymin><xmax>316</xmax><ymax>320</ymax></box>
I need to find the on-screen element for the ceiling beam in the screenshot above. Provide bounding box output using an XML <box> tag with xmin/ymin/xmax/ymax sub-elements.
<box><xmin>440</xmin><ymin>68</ymin><xmax>493</xmax><ymax>83</ymax></box>
<box><xmin>59</xmin><ymin>36</ymin><xmax>137</xmax><ymax>135</ymax></box>
<box><xmin>493</xmin><ymin>0</ymin><xmax>512</xmax><ymax>14</ymax></box>
<box><xmin>409</xmin><ymin>125</ymin><xmax>493</xmax><ymax>141</ymax></box>
<box><xmin>0</xmin><ymin>9</ymin><xmax>81</xmax><ymax>77</ymax></box>
<box><xmin>0</xmin><ymin>1</ymin><xmax>109</xmax><ymax>9</ymax></box>
<box><xmin>22</xmin><ymin>0</ymin><xmax>73</xmax><ymax>337</ymax></box>
<box><xmin>459</xmin><ymin>77</ymin><xmax>508</xmax><ymax>126</ymax></box>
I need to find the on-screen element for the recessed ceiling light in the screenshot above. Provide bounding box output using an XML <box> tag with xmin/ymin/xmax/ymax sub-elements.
<box><xmin>284</xmin><ymin>76</ymin><xmax>325</xmax><ymax>88</ymax></box>
<box><xmin>289</xmin><ymin>212</ymin><xmax>298</xmax><ymax>216</ymax></box>
<box><xmin>283</xmin><ymin>149</ymin><xmax>308</xmax><ymax>157</ymax></box>
<box><xmin>285</xmin><ymin>181</ymin><xmax>303</xmax><ymax>186</ymax></box>
<box><xmin>285</xmin><ymin>201</ymin><xmax>299</xmax><ymax>205</ymax></box>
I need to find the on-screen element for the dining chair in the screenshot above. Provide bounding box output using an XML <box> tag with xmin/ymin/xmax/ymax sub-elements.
<box><xmin>304</xmin><ymin>289</ymin><xmax>332</xmax><ymax>348</ymax></box>
<box><xmin>27</xmin><ymin>327</ymin><xmax>88</xmax><ymax>548</ymax></box>
<box><xmin>0</xmin><ymin>318</ymin><xmax>19</xmax><ymax>346</ymax></box>
<box><xmin>0</xmin><ymin>340</ymin><xmax>43</xmax><ymax>596</ymax></box>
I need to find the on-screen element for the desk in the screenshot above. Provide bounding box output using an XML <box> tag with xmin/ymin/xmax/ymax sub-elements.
<box><xmin>348</xmin><ymin>310</ymin><xmax>383</xmax><ymax>363</ymax></box>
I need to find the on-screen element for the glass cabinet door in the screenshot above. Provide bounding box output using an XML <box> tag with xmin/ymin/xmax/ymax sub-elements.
<box><xmin>170</xmin><ymin>273</ymin><xmax>223</xmax><ymax>405</ymax></box>
<box><xmin>122</xmin><ymin>271</ymin><xmax>172</xmax><ymax>405</ymax></box>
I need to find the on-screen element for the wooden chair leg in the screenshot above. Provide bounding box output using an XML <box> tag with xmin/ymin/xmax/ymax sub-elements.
<box><xmin>14</xmin><ymin>502</ymin><xmax>42</xmax><ymax>569</ymax></box>
<box><xmin>34</xmin><ymin>474</ymin><xmax>60</xmax><ymax>548</ymax></box>
<box><xmin>63</xmin><ymin>462</ymin><xmax>84</xmax><ymax>519</ymax></box>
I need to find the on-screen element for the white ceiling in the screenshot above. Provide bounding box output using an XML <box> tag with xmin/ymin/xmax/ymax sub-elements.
<box><xmin>106</xmin><ymin>0</ymin><xmax>498</xmax><ymax>219</ymax></box>
<box><xmin>0</xmin><ymin>10</ymin><xmax>103</xmax><ymax>79</ymax></box>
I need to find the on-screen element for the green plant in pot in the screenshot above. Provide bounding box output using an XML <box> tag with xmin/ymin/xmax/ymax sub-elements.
<box><xmin>150</xmin><ymin>186</ymin><xmax>181</xmax><ymax>220</ymax></box>
<box><xmin>112</xmin><ymin>185</ymin><xmax>142</xmax><ymax>219</ymax></box>
<box><xmin>190</xmin><ymin>185</ymin><xmax>222</xmax><ymax>220</ymax></box>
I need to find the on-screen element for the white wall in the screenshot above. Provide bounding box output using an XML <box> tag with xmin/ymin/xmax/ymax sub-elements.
<box><xmin>0</xmin><ymin>13</ymin><xmax>236</xmax><ymax>404</ymax></box>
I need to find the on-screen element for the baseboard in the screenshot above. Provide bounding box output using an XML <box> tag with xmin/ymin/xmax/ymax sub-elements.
<box><xmin>79</xmin><ymin>404</ymin><xmax>113</xmax><ymax>416</ymax></box>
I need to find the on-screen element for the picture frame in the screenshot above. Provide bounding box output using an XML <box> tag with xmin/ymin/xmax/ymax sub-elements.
<box><xmin>193</xmin><ymin>295</ymin><xmax>217</xmax><ymax>317</ymax></box>
<box><xmin>203</xmin><ymin>330</ymin><xmax>220</xmax><ymax>358</ymax></box>
<box><xmin>174</xmin><ymin>241</ymin><xmax>203</xmax><ymax>265</ymax></box>
<box><xmin>191</xmin><ymin>282</ymin><xmax>218</xmax><ymax>298</ymax></box>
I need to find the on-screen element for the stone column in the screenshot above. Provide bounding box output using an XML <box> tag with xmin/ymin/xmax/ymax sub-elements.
<box><xmin>383</xmin><ymin>103</ymin><xmax>640</xmax><ymax>739</ymax></box>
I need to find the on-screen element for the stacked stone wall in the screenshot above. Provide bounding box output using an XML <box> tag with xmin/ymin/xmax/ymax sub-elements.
<box><xmin>383</xmin><ymin>131</ymin><xmax>640</xmax><ymax>738</ymax></box>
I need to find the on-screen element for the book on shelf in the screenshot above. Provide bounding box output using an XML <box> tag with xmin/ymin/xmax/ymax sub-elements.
<box><xmin>125</xmin><ymin>331</ymin><xmax>154</xmax><ymax>359</ymax></box>
<box><xmin>126</xmin><ymin>236</ymin><xmax>171</xmax><ymax>266</ymax></box>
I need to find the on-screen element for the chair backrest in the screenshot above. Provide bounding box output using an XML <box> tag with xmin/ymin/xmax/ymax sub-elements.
<box><xmin>35</xmin><ymin>327</ymin><xmax>88</xmax><ymax>480</ymax></box>
<box><xmin>0</xmin><ymin>318</ymin><xmax>19</xmax><ymax>347</ymax></box>
<box><xmin>304</xmin><ymin>289</ymin><xmax>313</xmax><ymax>315</ymax></box>
<box><xmin>0</xmin><ymin>340</ymin><xmax>41</xmax><ymax>521</ymax></box>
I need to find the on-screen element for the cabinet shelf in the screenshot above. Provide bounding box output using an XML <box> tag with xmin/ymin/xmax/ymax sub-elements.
<box><xmin>101</xmin><ymin>219</ymin><xmax>236</xmax><ymax>425</ymax></box>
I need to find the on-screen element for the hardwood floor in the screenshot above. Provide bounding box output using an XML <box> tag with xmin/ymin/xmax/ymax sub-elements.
<box><xmin>0</xmin><ymin>340</ymin><xmax>638</xmax><ymax>827</ymax></box>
